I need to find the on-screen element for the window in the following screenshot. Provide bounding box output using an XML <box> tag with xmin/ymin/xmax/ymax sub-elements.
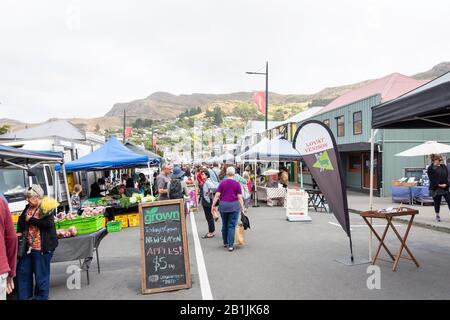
<box><xmin>336</xmin><ymin>116</ymin><xmax>345</xmax><ymax>137</ymax></box>
<box><xmin>348</xmin><ymin>154</ymin><xmax>361</xmax><ymax>172</ymax></box>
<box><xmin>45</xmin><ymin>166</ymin><xmax>53</xmax><ymax>186</ymax></box>
<box><xmin>353</xmin><ymin>111</ymin><xmax>362</xmax><ymax>135</ymax></box>
<box><xmin>323</xmin><ymin>119</ymin><xmax>330</xmax><ymax>127</ymax></box>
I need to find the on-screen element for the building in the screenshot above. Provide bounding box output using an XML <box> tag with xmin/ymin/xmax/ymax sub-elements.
<box><xmin>297</xmin><ymin>73</ymin><xmax>450</xmax><ymax>196</ymax></box>
<box><xmin>0</xmin><ymin>120</ymin><xmax>104</xmax><ymax>196</ymax></box>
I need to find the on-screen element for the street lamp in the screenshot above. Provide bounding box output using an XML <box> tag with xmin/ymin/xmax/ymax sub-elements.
<box><xmin>246</xmin><ymin>61</ymin><xmax>269</xmax><ymax>131</ymax></box>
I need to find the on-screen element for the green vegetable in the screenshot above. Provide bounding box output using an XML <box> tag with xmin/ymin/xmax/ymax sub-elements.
<box><xmin>119</xmin><ymin>196</ymin><xmax>131</xmax><ymax>209</ymax></box>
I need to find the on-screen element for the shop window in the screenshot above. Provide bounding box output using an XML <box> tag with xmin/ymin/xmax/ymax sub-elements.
<box><xmin>323</xmin><ymin>119</ymin><xmax>330</xmax><ymax>127</ymax></box>
<box><xmin>336</xmin><ymin>116</ymin><xmax>345</xmax><ymax>137</ymax></box>
<box><xmin>353</xmin><ymin>111</ymin><xmax>362</xmax><ymax>135</ymax></box>
<box><xmin>348</xmin><ymin>154</ymin><xmax>361</xmax><ymax>173</ymax></box>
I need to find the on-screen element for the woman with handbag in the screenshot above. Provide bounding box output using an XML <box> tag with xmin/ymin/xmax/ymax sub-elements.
<box><xmin>427</xmin><ymin>154</ymin><xmax>450</xmax><ymax>222</ymax></box>
<box><xmin>16</xmin><ymin>185</ymin><xmax>58</xmax><ymax>300</ymax></box>
<box><xmin>200</xmin><ymin>169</ymin><xmax>219</xmax><ymax>239</ymax></box>
<box><xmin>212</xmin><ymin>166</ymin><xmax>246</xmax><ymax>252</ymax></box>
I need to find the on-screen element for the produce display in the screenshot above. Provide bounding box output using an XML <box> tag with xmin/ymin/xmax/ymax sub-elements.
<box><xmin>56</xmin><ymin>226</ymin><xmax>77</xmax><ymax>239</ymax></box>
<box><xmin>55</xmin><ymin>206</ymin><xmax>106</xmax><ymax>237</ymax></box>
<box><xmin>119</xmin><ymin>194</ymin><xmax>156</xmax><ymax>208</ymax></box>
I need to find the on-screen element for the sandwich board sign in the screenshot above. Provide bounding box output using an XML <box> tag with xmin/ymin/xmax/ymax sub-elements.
<box><xmin>139</xmin><ymin>199</ymin><xmax>190</xmax><ymax>294</ymax></box>
<box><xmin>286</xmin><ymin>189</ymin><xmax>311</xmax><ymax>222</ymax></box>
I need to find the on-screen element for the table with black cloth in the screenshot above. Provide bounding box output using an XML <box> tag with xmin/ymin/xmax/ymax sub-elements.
<box><xmin>105</xmin><ymin>204</ymin><xmax>139</xmax><ymax>221</ymax></box>
<box><xmin>52</xmin><ymin>228</ymin><xmax>108</xmax><ymax>284</ymax></box>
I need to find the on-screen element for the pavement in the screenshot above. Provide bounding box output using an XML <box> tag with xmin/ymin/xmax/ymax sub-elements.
<box><xmin>48</xmin><ymin>202</ymin><xmax>450</xmax><ymax>300</ymax></box>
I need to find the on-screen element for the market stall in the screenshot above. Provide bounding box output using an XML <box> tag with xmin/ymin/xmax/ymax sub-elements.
<box><xmin>55</xmin><ymin>136</ymin><xmax>160</xmax><ymax>227</ymax></box>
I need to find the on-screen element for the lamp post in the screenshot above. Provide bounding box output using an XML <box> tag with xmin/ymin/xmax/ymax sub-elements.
<box><xmin>246</xmin><ymin>61</ymin><xmax>269</xmax><ymax>131</ymax></box>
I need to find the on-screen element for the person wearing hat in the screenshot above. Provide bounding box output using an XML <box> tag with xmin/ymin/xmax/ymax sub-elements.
<box><xmin>168</xmin><ymin>166</ymin><xmax>189</xmax><ymax>200</ymax></box>
<box><xmin>16</xmin><ymin>184</ymin><xmax>58</xmax><ymax>300</ymax></box>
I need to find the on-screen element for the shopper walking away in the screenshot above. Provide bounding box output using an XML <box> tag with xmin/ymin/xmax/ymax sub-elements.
<box><xmin>427</xmin><ymin>154</ymin><xmax>450</xmax><ymax>222</ymax></box>
<box><xmin>16</xmin><ymin>185</ymin><xmax>58</xmax><ymax>300</ymax></box>
<box><xmin>200</xmin><ymin>169</ymin><xmax>220</xmax><ymax>238</ymax></box>
<box><xmin>212</xmin><ymin>162</ymin><xmax>221</xmax><ymax>180</ymax></box>
<box><xmin>1</xmin><ymin>196</ymin><xmax>17</xmax><ymax>300</ymax></box>
<box><xmin>212</xmin><ymin>166</ymin><xmax>245</xmax><ymax>252</ymax></box>
<box><xmin>156</xmin><ymin>165</ymin><xmax>172</xmax><ymax>201</ymax></box>
<box><xmin>169</xmin><ymin>166</ymin><xmax>189</xmax><ymax>200</ymax></box>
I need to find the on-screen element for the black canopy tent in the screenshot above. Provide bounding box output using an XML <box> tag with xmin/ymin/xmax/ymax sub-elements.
<box><xmin>372</xmin><ymin>71</ymin><xmax>450</xmax><ymax>129</ymax></box>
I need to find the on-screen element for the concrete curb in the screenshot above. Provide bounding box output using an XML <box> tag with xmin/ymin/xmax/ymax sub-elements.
<box><xmin>348</xmin><ymin>208</ymin><xmax>450</xmax><ymax>234</ymax></box>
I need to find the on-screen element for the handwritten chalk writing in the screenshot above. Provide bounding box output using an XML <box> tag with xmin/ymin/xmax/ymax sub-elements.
<box><xmin>147</xmin><ymin>245</ymin><xmax>183</xmax><ymax>256</ymax></box>
<box><xmin>145</xmin><ymin>235</ymin><xmax>182</xmax><ymax>244</ymax></box>
<box><xmin>145</xmin><ymin>225</ymin><xmax>179</xmax><ymax>234</ymax></box>
<box><xmin>152</xmin><ymin>256</ymin><xmax>176</xmax><ymax>272</ymax></box>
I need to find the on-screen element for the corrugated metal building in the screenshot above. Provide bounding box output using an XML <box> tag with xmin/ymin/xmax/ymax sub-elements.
<box><xmin>297</xmin><ymin>73</ymin><xmax>450</xmax><ymax>197</ymax></box>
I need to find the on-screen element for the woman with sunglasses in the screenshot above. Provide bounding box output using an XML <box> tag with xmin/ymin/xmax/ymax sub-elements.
<box><xmin>16</xmin><ymin>184</ymin><xmax>58</xmax><ymax>300</ymax></box>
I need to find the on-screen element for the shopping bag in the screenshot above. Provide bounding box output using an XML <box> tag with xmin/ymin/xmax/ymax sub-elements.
<box><xmin>234</xmin><ymin>224</ymin><xmax>245</xmax><ymax>246</ymax></box>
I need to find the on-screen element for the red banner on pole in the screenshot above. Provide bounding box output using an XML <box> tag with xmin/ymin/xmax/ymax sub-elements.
<box><xmin>254</xmin><ymin>91</ymin><xmax>266</xmax><ymax>114</ymax></box>
<box><xmin>124</xmin><ymin>127</ymin><xmax>132</xmax><ymax>140</ymax></box>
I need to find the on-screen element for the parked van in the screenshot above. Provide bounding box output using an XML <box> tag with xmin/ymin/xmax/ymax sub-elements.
<box><xmin>0</xmin><ymin>164</ymin><xmax>68</xmax><ymax>213</ymax></box>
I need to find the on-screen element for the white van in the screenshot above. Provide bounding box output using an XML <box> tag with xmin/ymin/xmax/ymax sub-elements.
<box><xmin>0</xmin><ymin>164</ymin><xmax>68</xmax><ymax>213</ymax></box>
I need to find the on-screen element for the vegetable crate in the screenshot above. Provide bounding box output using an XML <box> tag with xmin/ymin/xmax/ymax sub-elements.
<box><xmin>115</xmin><ymin>215</ymin><xmax>129</xmax><ymax>228</ymax></box>
<box><xmin>106</xmin><ymin>221</ymin><xmax>122</xmax><ymax>233</ymax></box>
<box><xmin>127</xmin><ymin>213</ymin><xmax>140</xmax><ymax>227</ymax></box>
<box><xmin>58</xmin><ymin>215</ymin><xmax>104</xmax><ymax>235</ymax></box>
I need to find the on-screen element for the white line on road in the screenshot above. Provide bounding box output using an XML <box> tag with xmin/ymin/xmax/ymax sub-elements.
<box><xmin>328</xmin><ymin>222</ymin><xmax>402</xmax><ymax>229</ymax></box>
<box><xmin>189</xmin><ymin>212</ymin><xmax>213</xmax><ymax>300</ymax></box>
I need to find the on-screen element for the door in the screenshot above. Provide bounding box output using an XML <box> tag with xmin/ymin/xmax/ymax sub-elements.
<box><xmin>362</xmin><ymin>153</ymin><xmax>377</xmax><ymax>189</ymax></box>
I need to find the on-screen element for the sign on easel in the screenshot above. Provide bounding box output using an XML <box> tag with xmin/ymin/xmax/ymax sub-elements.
<box><xmin>139</xmin><ymin>199</ymin><xmax>190</xmax><ymax>294</ymax></box>
<box><xmin>286</xmin><ymin>189</ymin><xmax>311</xmax><ymax>222</ymax></box>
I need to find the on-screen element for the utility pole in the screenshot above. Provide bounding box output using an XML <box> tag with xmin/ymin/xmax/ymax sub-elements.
<box><xmin>246</xmin><ymin>61</ymin><xmax>269</xmax><ymax>130</ymax></box>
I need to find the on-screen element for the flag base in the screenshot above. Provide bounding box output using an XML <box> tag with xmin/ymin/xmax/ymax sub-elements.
<box><xmin>286</xmin><ymin>215</ymin><xmax>312</xmax><ymax>222</ymax></box>
<box><xmin>334</xmin><ymin>256</ymin><xmax>371</xmax><ymax>266</ymax></box>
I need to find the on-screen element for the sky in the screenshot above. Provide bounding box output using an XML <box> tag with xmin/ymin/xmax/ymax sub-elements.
<box><xmin>1</xmin><ymin>0</ymin><xmax>450</xmax><ymax>123</ymax></box>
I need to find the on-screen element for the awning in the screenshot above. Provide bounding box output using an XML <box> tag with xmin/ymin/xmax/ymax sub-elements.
<box><xmin>56</xmin><ymin>136</ymin><xmax>150</xmax><ymax>172</ymax></box>
<box><xmin>0</xmin><ymin>144</ymin><xmax>64</xmax><ymax>169</ymax></box>
<box><xmin>236</xmin><ymin>136</ymin><xmax>300</xmax><ymax>162</ymax></box>
<box><xmin>372</xmin><ymin>72</ymin><xmax>450</xmax><ymax>129</ymax></box>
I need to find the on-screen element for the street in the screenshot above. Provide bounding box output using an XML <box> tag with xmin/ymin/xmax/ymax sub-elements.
<box><xmin>49</xmin><ymin>204</ymin><xmax>450</xmax><ymax>300</ymax></box>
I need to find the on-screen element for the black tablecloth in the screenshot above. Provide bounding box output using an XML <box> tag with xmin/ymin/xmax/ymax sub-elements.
<box><xmin>52</xmin><ymin>228</ymin><xmax>108</xmax><ymax>263</ymax></box>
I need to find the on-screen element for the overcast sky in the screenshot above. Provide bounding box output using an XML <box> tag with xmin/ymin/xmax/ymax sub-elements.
<box><xmin>1</xmin><ymin>0</ymin><xmax>450</xmax><ymax>123</ymax></box>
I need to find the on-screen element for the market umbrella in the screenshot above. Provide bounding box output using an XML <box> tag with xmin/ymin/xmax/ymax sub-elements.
<box><xmin>395</xmin><ymin>141</ymin><xmax>450</xmax><ymax>156</ymax></box>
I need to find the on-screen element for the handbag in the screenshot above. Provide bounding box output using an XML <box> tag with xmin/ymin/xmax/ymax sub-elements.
<box><xmin>241</xmin><ymin>213</ymin><xmax>250</xmax><ymax>230</ymax></box>
<box><xmin>17</xmin><ymin>207</ymin><xmax>38</xmax><ymax>259</ymax></box>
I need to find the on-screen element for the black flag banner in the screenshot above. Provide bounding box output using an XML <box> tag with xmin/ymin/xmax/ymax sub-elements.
<box><xmin>293</xmin><ymin>120</ymin><xmax>354</xmax><ymax>261</ymax></box>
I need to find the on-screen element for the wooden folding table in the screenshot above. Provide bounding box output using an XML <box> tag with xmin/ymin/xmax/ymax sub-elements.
<box><xmin>360</xmin><ymin>207</ymin><xmax>420</xmax><ymax>272</ymax></box>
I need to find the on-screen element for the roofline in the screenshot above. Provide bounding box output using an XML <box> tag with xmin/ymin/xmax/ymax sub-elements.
<box><xmin>311</xmin><ymin>93</ymin><xmax>381</xmax><ymax>118</ymax></box>
<box><xmin>0</xmin><ymin>135</ymin><xmax>102</xmax><ymax>146</ymax></box>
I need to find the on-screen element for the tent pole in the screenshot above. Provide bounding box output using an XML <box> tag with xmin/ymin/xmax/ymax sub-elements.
<box><xmin>253</xmin><ymin>159</ymin><xmax>259</xmax><ymax>207</ymax></box>
<box><xmin>62</xmin><ymin>163</ymin><xmax>72</xmax><ymax>212</ymax></box>
<box><xmin>300</xmin><ymin>160</ymin><xmax>304</xmax><ymax>189</ymax></box>
<box><xmin>147</xmin><ymin>162</ymin><xmax>154</xmax><ymax>197</ymax></box>
<box><xmin>369</xmin><ymin>129</ymin><xmax>375</xmax><ymax>262</ymax></box>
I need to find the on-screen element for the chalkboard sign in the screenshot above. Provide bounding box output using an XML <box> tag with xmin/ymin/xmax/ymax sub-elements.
<box><xmin>139</xmin><ymin>199</ymin><xmax>190</xmax><ymax>294</ymax></box>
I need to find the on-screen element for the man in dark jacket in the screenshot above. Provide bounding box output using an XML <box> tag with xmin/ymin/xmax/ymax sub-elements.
<box><xmin>1</xmin><ymin>196</ymin><xmax>17</xmax><ymax>300</ymax></box>
<box><xmin>427</xmin><ymin>154</ymin><xmax>450</xmax><ymax>222</ymax></box>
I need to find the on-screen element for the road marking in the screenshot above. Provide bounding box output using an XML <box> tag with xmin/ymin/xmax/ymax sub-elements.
<box><xmin>189</xmin><ymin>212</ymin><xmax>213</xmax><ymax>300</ymax></box>
<box><xmin>328</xmin><ymin>222</ymin><xmax>402</xmax><ymax>229</ymax></box>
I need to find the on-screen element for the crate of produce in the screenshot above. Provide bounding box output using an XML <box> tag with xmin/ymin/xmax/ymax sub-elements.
<box><xmin>127</xmin><ymin>213</ymin><xmax>140</xmax><ymax>227</ymax></box>
<box><xmin>115</xmin><ymin>215</ymin><xmax>129</xmax><ymax>228</ymax></box>
<box><xmin>106</xmin><ymin>221</ymin><xmax>122</xmax><ymax>233</ymax></box>
<box><xmin>58</xmin><ymin>215</ymin><xmax>104</xmax><ymax>235</ymax></box>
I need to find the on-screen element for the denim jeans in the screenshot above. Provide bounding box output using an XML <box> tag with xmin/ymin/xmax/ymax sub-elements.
<box><xmin>17</xmin><ymin>250</ymin><xmax>54</xmax><ymax>300</ymax></box>
<box><xmin>220</xmin><ymin>210</ymin><xmax>240</xmax><ymax>248</ymax></box>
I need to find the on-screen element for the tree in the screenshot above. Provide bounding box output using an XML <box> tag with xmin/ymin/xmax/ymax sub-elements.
<box><xmin>0</xmin><ymin>124</ymin><xmax>10</xmax><ymax>135</ymax></box>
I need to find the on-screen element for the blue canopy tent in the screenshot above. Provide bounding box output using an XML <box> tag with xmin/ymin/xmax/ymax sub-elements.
<box><xmin>55</xmin><ymin>136</ymin><xmax>158</xmax><ymax>197</ymax></box>
<box><xmin>56</xmin><ymin>137</ymin><xmax>153</xmax><ymax>172</ymax></box>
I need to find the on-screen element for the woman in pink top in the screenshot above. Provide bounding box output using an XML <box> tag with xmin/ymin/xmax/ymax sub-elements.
<box><xmin>212</xmin><ymin>166</ymin><xmax>245</xmax><ymax>252</ymax></box>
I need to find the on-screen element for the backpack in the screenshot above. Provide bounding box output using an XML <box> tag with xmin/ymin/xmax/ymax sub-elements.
<box><xmin>169</xmin><ymin>179</ymin><xmax>183</xmax><ymax>199</ymax></box>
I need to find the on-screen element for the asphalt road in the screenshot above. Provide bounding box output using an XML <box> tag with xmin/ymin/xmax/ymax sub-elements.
<box><xmin>49</xmin><ymin>205</ymin><xmax>450</xmax><ymax>300</ymax></box>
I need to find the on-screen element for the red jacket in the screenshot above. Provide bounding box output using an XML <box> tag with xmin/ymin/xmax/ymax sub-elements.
<box><xmin>0</xmin><ymin>198</ymin><xmax>17</xmax><ymax>278</ymax></box>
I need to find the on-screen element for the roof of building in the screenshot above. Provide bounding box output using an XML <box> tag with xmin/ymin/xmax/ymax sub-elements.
<box><xmin>281</xmin><ymin>107</ymin><xmax>324</xmax><ymax>125</ymax></box>
<box><xmin>314</xmin><ymin>73</ymin><xmax>428</xmax><ymax>116</ymax></box>
<box><xmin>0</xmin><ymin>120</ymin><xmax>86</xmax><ymax>140</ymax></box>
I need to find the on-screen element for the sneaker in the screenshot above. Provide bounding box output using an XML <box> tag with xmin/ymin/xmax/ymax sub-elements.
<box><xmin>436</xmin><ymin>215</ymin><xmax>441</xmax><ymax>222</ymax></box>
<box><xmin>223</xmin><ymin>244</ymin><xmax>228</xmax><ymax>248</ymax></box>
<box><xmin>228</xmin><ymin>246</ymin><xmax>234</xmax><ymax>252</ymax></box>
